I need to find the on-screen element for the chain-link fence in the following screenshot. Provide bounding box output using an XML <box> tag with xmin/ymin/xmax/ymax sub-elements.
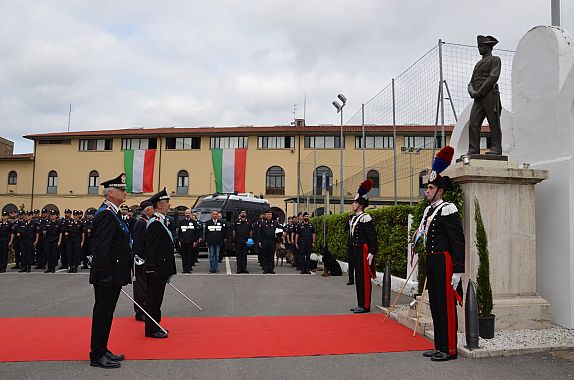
<box><xmin>296</xmin><ymin>40</ymin><xmax>514</xmax><ymax>215</ymax></box>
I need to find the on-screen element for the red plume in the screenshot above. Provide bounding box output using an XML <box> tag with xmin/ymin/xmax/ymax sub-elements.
<box><xmin>357</xmin><ymin>179</ymin><xmax>373</xmax><ymax>197</ymax></box>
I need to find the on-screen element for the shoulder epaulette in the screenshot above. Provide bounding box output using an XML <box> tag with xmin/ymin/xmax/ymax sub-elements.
<box><xmin>441</xmin><ymin>203</ymin><xmax>458</xmax><ymax>216</ymax></box>
<box><xmin>360</xmin><ymin>214</ymin><xmax>372</xmax><ymax>223</ymax></box>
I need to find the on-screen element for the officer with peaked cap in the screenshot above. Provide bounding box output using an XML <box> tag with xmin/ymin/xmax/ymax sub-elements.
<box><xmin>144</xmin><ymin>188</ymin><xmax>176</xmax><ymax>338</ymax></box>
<box><xmin>43</xmin><ymin>209</ymin><xmax>62</xmax><ymax>273</ymax></box>
<box><xmin>132</xmin><ymin>199</ymin><xmax>153</xmax><ymax>322</ymax></box>
<box><xmin>88</xmin><ymin>173</ymin><xmax>131</xmax><ymax>369</ymax></box>
<box><xmin>59</xmin><ymin>208</ymin><xmax>73</xmax><ymax>270</ymax></box>
<box><xmin>468</xmin><ymin>34</ymin><xmax>502</xmax><ymax>156</ymax></box>
<box><xmin>418</xmin><ymin>146</ymin><xmax>465</xmax><ymax>361</ymax></box>
<box><xmin>348</xmin><ymin>180</ymin><xmax>378</xmax><ymax>314</ymax></box>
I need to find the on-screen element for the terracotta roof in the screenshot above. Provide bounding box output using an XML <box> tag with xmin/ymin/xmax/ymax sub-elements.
<box><xmin>0</xmin><ymin>153</ymin><xmax>34</xmax><ymax>160</ymax></box>
<box><xmin>23</xmin><ymin>124</ymin><xmax>483</xmax><ymax>140</ymax></box>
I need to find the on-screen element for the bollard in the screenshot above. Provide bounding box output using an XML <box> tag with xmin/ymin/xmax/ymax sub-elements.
<box><xmin>465</xmin><ymin>279</ymin><xmax>480</xmax><ymax>349</ymax></box>
<box><xmin>381</xmin><ymin>261</ymin><xmax>391</xmax><ymax>307</ymax></box>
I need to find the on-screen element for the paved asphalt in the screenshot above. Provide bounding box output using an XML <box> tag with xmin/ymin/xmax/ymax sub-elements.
<box><xmin>0</xmin><ymin>256</ymin><xmax>572</xmax><ymax>380</ymax></box>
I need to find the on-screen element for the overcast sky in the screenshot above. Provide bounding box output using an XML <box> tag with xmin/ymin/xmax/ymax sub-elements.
<box><xmin>1</xmin><ymin>1</ymin><xmax>572</xmax><ymax>153</ymax></box>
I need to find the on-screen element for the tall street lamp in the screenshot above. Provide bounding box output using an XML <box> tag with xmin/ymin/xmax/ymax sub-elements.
<box><xmin>333</xmin><ymin>93</ymin><xmax>346</xmax><ymax>213</ymax></box>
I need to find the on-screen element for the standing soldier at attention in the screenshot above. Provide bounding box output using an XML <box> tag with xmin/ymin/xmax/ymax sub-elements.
<box><xmin>34</xmin><ymin>209</ymin><xmax>47</xmax><ymax>269</ymax></box>
<box><xmin>144</xmin><ymin>188</ymin><xmax>177</xmax><ymax>339</ymax></box>
<box><xmin>0</xmin><ymin>211</ymin><xmax>13</xmax><ymax>273</ymax></box>
<box><xmin>60</xmin><ymin>209</ymin><xmax>73</xmax><ymax>270</ymax></box>
<box><xmin>204</xmin><ymin>209</ymin><xmax>226</xmax><ymax>274</ymax></box>
<box><xmin>252</xmin><ymin>212</ymin><xmax>264</xmax><ymax>268</ymax></box>
<box><xmin>419</xmin><ymin>146</ymin><xmax>465</xmax><ymax>362</ymax></box>
<box><xmin>295</xmin><ymin>212</ymin><xmax>315</xmax><ymax>275</ymax></box>
<box><xmin>43</xmin><ymin>209</ymin><xmax>62</xmax><ymax>273</ymax></box>
<box><xmin>11</xmin><ymin>210</ymin><xmax>24</xmax><ymax>270</ymax></box>
<box><xmin>132</xmin><ymin>200</ymin><xmax>153</xmax><ymax>322</ymax></box>
<box><xmin>64</xmin><ymin>210</ymin><xmax>84</xmax><ymax>273</ymax></box>
<box><xmin>257</xmin><ymin>210</ymin><xmax>278</xmax><ymax>274</ymax></box>
<box><xmin>348</xmin><ymin>180</ymin><xmax>377</xmax><ymax>314</ymax></box>
<box><xmin>89</xmin><ymin>173</ymin><xmax>131</xmax><ymax>369</ymax></box>
<box><xmin>17</xmin><ymin>211</ymin><xmax>39</xmax><ymax>273</ymax></box>
<box><xmin>178</xmin><ymin>208</ymin><xmax>198</xmax><ymax>274</ymax></box>
<box><xmin>233</xmin><ymin>210</ymin><xmax>252</xmax><ymax>274</ymax></box>
<box><xmin>81</xmin><ymin>208</ymin><xmax>96</xmax><ymax>269</ymax></box>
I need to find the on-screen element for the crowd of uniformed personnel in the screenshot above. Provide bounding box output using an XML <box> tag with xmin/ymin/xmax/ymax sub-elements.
<box><xmin>0</xmin><ymin>205</ymin><xmax>319</xmax><ymax>276</ymax></box>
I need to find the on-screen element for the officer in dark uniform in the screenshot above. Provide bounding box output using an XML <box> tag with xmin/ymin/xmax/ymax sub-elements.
<box><xmin>144</xmin><ymin>188</ymin><xmax>177</xmax><ymax>338</ymax></box>
<box><xmin>178</xmin><ymin>208</ymin><xmax>199</xmax><ymax>274</ymax></box>
<box><xmin>121</xmin><ymin>205</ymin><xmax>137</xmax><ymax>235</ymax></box>
<box><xmin>43</xmin><ymin>209</ymin><xmax>62</xmax><ymax>273</ymax></box>
<box><xmin>257</xmin><ymin>210</ymin><xmax>278</xmax><ymax>274</ymax></box>
<box><xmin>295</xmin><ymin>212</ymin><xmax>315</xmax><ymax>274</ymax></box>
<box><xmin>419</xmin><ymin>146</ymin><xmax>465</xmax><ymax>362</ymax></box>
<box><xmin>292</xmin><ymin>212</ymin><xmax>303</xmax><ymax>270</ymax></box>
<box><xmin>33</xmin><ymin>209</ymin><xmax>45</xmax><ymax>269</ymax></box>
<box><xmin>132</xmin><ymin>200</ymin><xmax>153</xmax><ymax>321</ymax></box>
<box><xmin>11</xmin><ymin>210</ymin><xmax>24</xmax><ymax>269</ymax></box>
<box><xmin>60</xmin><ymin>208</ymin><xmax>73</xmax><ymax>269</ymax></box>
<box><xmin>345</xmin><ymin>213</ymin><xmax>355</xmax><ymax>285</ymax></box>
<box><xmin>17</xmin><ymin>211</ymin><xmax>39</xmax><ymax>273</ymax></box>
<box><xmin>233</xmin><ymin>210</ymin><xmax>252</xmax><ymax>274</ymax></box>
<box><xmin>64</xmin><ymin>210</ymin><xmax>84</xmax><ymax>273</ymax></box>
<box><xmin>190</xmin><ymin>213</ymin><xmax>201</xmax><ymax>267</ymax></box>
<box><xmin>0</xmin><ymin>211</ymin><xmax>13</xmax><ymax>272</ymax></box>
<box><xmin>467</xmin><ymin>35</ymin><xmax>502</xmax><ymax>156</ymax></box>
<box><xmin>252</xmin><ymin>212</ymin><xmax>264</xmax><ymax>268</ymax></box>
<box><xmin>81</xmin><ymin>208</ymin><xmax>96</xmax><ymax>269</ymax></box>
<box><xmin>348</xmin><ymin>180</ymin><xmax>378</xmax><ymax>314</ymax></box>
<box><xmin>89</xmin><ymin>173</ymin><xmax>131</xmax><ymax>369</ymax></box>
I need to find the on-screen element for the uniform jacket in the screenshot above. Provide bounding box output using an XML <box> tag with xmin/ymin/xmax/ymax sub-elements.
<box><xmin>178</xmin><ymin>218</ymin><xmax>200</xmax><ymax>243</ymax></box>
<box><xmin>204</xmin><ymin>219</ymin><xmax>226</xmax><ymax>246</ymax></box>
<box><xmin>233</xmin><ymin>218</ymin><xmax>252</xmax><ymax>241</ymax></box>
<box><xmin>348</xmin><ymin>212</ymin><xmax>378</xmax><ymax>255</ymax></box>
<box><xmin>144</xmin><ymin>214</ymin><xmax>177</xmax><ymax>278</ymax></box>
<box><xmin>422</xmin><ymin>201</ymin><xmax>465</xmax><ymax>273</ymax></box>
<box><xmin>43</xmin><ymin>220</ymin><xmax>62</xmax><ymax>243</ymax></box>
<box><xmin>89</xmin><ymin>202</ymin><xmax>131</xmax><ymax>286</ymax></box>
<box><xmin>258</xmin><ymin>219</ymin><xmax>279</xmax><ymax>242</ymax></box>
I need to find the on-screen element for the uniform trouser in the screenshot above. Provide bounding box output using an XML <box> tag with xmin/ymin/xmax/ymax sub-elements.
<box><xmin>90</xmin><ymin>284</ymin><xmax>122</xmax><ymax>360</ymax></box>
<box><xmin>347</xmin><ymin>247</ymin><xmax>355</xmax><ymax>283</ymax></box>
<box><xmin>20</xmin><ymin>239</ymin><xmax>35</xmax><ymax>269</ymax></box>
<box><xmin>145</xmin><ymin>275</ymin><xmax>167</xmax><ymax>335</ymax></box>
<box><xmin>260</xmin><ymin>240</ymin><xmax>275</xmax><ymax>272</ymax></box>
<box><xmin>13</xmin><ymin>238</ymin><xmax>21</xmax><ymax>266</ymax></box>
<box><xmin>45</xmin><ymin>240</ymin><xmax>59</xmax><ymax>271</ymax></box>
<box><xmin>468</xmin><ymin>92</ymin><xmax>502</xmax><ymax>154</ymax></box>
<box><xmin>82</xmin><ymin>240</ymin><xmax>91</xmax><ymax>267</ymax></box>
<box><xmin>66</xmin><ymin>238</ymin><xmax>81</xmax><ymax>268</ymax></box>
<box><xmin>353</xmin><ymin>245</ymin><xmax>374</xmax><ymax>310</ymax></box>
<box><xmin>59</xmin><ymin>238</ymin><xmax>68</xmax><ymax>267</ymax></box>
<box><xmin>255</xmin><ymin>241</ymin><xmax>262</xmax><ymax>265</ymax></box>
<box><xmin>35</xmin><ymin>239</ymin><xmax>45</xmax><ymax>267</ymax></box>
<box><xmin>0</xmin><ymin>240</ymin><xmax>8</xmax><ymax>270</ymax></box>
<box><xmin>293</xmin><ymin>245</ymin><xmax>301</xmax><ymax>268</ymax></box>
<box><xmin>133</xmin><ymin>265</ymin><xmax>147</xmax><ymax>319</ymax></box>
<box><xmin>299</xmin><ymin>240</ymin><xmax>312</xmax><ymax>272</ymax></box>
<box><xmin>180</xmin><ymin>242</ymin><xmax>194</xmax><ymax>272</ymax></box>
<box><xmin>426</xmin><ymin>251</ymin><xmax>458</xmax><ymax>356</ymax></box>
<box><xmin>235</xmin><ymin>239</ymin><xmax>248</xmax><ymax>272</ymax></box>
<box><xmin>191</xmin><ymin>244</ymin><xmax>199</xmax><ymax>265</ymax></box>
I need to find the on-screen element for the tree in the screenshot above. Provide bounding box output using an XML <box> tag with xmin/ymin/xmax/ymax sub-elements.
<box><xmin>474</xmin><ymin>197</ymin><xmax>493</xmax><ymax>317</ymax></box>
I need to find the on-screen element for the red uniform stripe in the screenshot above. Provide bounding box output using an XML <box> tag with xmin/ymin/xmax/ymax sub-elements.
<box><xmin>443</xmin><ymin>251</ymin><xmax>457</xmax><ymax>355</ymax></box>
<box><xmin>362</xmin><ymin>244</ymin><xmax>371</xmax><ymax>309</ymax></box>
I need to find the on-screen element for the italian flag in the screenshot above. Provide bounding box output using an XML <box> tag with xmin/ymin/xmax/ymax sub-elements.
<box><xmin>124</xmin><ymin>149</ymin><xmax>156</xmax><ymax>193</ymax></box>
<box><xmin>211</xmin><ymin>148</ymin><xmax>247</xmax><ymax>193</ymax></box>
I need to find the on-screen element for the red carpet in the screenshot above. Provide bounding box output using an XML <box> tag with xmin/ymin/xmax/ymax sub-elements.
<box><xmin>0</xmin><ymin>314</ymin><xmax>432</xmax><ymax>362</ymax></box>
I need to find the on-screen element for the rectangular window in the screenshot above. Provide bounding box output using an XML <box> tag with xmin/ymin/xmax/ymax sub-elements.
<box><xmin>355</xmin><ymin>136</ymin><xmax>394</xmax><ymax>149</ymax></box>
<box><xmin>121</xmin><ymin>138</ymin><xmax>157</xmax><ymax>150</ymax></box>
<box><xmin>165</xmin><ymin>137</ymin><xmax>201</xmax><ymax>150</ymax></box>
<box><xmin>210</xmin><ymin>137</ymin><xmax>248</xmax><ymax>149</ymax></box>
<box><xmin>404</xmin><ymin>135</ymin><xmax>442</xmax><ymax>149</ymax></box>
<box><xmin>79</xmin><ymin>139</ymin><xmax>113</xmax><ymax>151</ymax></box>
<box><xmin>38</xmin><ymin>139</ymin><xmax>71</xmax><ymax>145</ymax></box>
<box><xmin>257</xmin><ymin>136</ymin><xmax>295</xmax><ymax>149</ymax></box>
<box><xmin>304</xmin><ymin>136</ymin><xmax>344</xmax><ymax>149</ymax></box>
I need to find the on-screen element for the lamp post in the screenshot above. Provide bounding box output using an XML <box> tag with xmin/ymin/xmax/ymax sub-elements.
<box><xmin>332</xmin><ymin>93</ymin><xmax>346</xmax><ymax>213</ymax></box>
<box><xmin>401</xmin><ymin>146</ymin><xmax>422</xmax><ymax>206</ymax></box>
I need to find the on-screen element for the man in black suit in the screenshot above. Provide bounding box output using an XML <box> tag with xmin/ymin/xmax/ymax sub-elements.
<box><xmin>88</xmin><ymin>173</ymin><xmax>131</xmax><ymax>369</ymax></box>
<box><xmin>204</xmin><ymin>209</ymin><xmax>226</xmax><ymax>274</ymax></box>
<box><xmin>144</xmin><ymin>188</ymin><xmax>177</xmax><ymax>338</ymax></box>
<box><xmin>131</xmin><ymin>200</ymin><xmax>153</xmax><ymax>322</ymax></box>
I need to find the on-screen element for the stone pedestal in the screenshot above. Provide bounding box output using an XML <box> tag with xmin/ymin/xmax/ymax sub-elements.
<box><xmin>443</xmin><ymin>159</ymin><xmax>552</xmax><ymax>330</ymax></box>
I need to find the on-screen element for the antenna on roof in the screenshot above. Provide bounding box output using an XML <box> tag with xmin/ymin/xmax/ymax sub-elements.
<box><xmin>67</xmin><ymin>103</ymin><xmax>72</xmax><ymax>132</ymax></box>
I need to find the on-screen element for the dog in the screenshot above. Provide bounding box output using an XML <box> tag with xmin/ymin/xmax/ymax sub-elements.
<box><xmin>275</xmin><ymin>242</ymin><xmax>288</xmax><ymax>266</ymax></box>
<box><xmin>321</xmin><ymin>246</ymin><xmax>342</xmax><ymax>276</ymax></box>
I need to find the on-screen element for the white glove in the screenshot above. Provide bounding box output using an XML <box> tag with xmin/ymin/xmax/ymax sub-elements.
<box><xmin>367</xmin><ymin>253</ymin><xmax>374</xmax><ymax>265</ymax></box>
<box><xmin>451</xmin><ymin>273</ymin><xmax>462</xmax><ymax>291</ymax></box>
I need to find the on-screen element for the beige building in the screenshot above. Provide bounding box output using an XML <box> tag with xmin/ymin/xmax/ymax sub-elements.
<box><xmin>0</xmin><ymin>123</ymin><xmax>492</xmax><ymax>220</ymax></box>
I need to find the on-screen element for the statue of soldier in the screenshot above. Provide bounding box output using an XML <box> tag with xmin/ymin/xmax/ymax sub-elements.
<box><xmin>467</xmin><ymin>35</ymin><xmax>502</xmax><ymax>156</ymax></box>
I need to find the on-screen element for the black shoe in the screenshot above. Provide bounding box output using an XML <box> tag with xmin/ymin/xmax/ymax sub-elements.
<box><xmin>146</xmin><ymin>331</ymin><xmax>168</xmax><ymax>338</ymax></box>
<box><xmin>353</xmin><ymin>307</ymin><xmax>370</xmax><ymax>314</ymax></box>
<box><xmin>90</xmin><ymin>355</ymin><xmax>120</xmax><ymax>369</ymax></box>
<box><xmin>350</xmin><ymin>307</ymin><xmax>359</xmax><ymax>312</ymax></box>
<box><xmin>105</xmin><ymin>351</ymin><xmax>125</xmax><ymax>361</ymax></box>
<box><xmin>135</xmin><ymin>315</ymin><xmax>145</xmax><ymax>322</ymax></box>
<box><xmin>430</xmin><ymin>352</ymin><xmax>457</xmax><ymax>361</ymax></box>
<box><xmin>346</xmin><ymin>280</ymin><xmax>354</xmax><ymax>285</ymax></box>
<box><xmin>422</xmin><ymin>349</ymin><xmax>441</xmax><ymax>358</ymax></box>
<box><xmin>44</xmin><ymin>269</ymin><xmax>51</xmax><ymax>273</ymax></box>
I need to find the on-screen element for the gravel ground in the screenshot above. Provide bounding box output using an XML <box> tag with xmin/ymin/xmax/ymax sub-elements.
<box><xmin>458</xmin><ymin>326</ymin><xmax>574</xmax><ymax>350</ymax></box>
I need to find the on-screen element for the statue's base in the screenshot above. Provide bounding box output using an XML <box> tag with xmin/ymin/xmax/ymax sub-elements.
<box><xmin>456</xmin><ymin>154</ymin><xmax>509</xmax><ymax>163</ymax></box>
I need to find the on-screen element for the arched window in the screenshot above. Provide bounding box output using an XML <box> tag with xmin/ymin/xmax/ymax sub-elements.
<box><xmin>177</xmin><ymin>170</ymin><xmax>189</xmax><ymax>195</ymax></box>
<box><xmin>367</xmin><ymin>169</ymin><xmax>380</xmax><ymax>196</ymax></box>
<box><xmin>88</xmin><ymin>170</ymin><xmax>99</xmax><ymax>194</ymax></box>
<box><xmin>266</xmin><ymin>166</ymin><xmax>285</xmax><ymax>195</ymax></box>
<box><xmin>8</xmin><ymin>171</ymin><xmax>17</xmax><ymax>185</ymax></box>
<box><xmin>47</xmin><ymin>170</ymin><xmax>58</xmax><ymax>194</ymax></box>
<box><xmin>313</xmin><ymin>166</ymin><xmax>332</xmax><ymax>195</ymax></box>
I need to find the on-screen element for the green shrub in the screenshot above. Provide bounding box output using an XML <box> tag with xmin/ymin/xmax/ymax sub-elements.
<box><xmin>474</xmin><ymin>197</ymin><xmax>493</xmax><ymax>317</ymax></box>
